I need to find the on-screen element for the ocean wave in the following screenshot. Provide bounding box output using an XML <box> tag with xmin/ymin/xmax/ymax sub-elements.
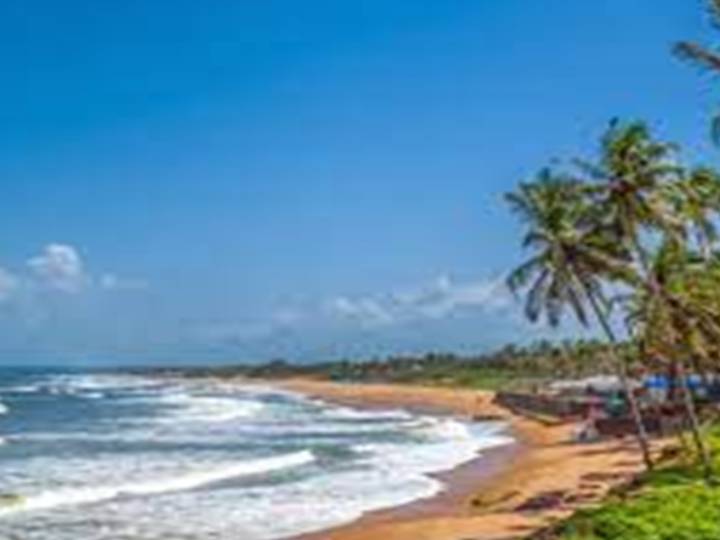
<box><xmin>241</xmin><ymin>416</ymin><xmax>426</xmax><ymax>437</ymax></box>
<box><xmin>2</xmin><ymin>384</ymin><xmax>40</xmax><ymax>394</ymax></box>
<box><xmin>412</xmin><ymin>418</ymin><xmax>474</xmax><ymax>440</ymax></box>
<box><xmin>0</xmin><ymin>375</ymin><xmax>516</xmax><ymax>540</ymax></box>
<box><xmin>0</xmin><ymin>450</ymin><xmax>315</xmax><ymax>517</ymax></box>
<box><xmin>154</xmin><ymin>393</ymin><xmax>264</xmax><ymax>424</ymax></box>
<box><xmin>0</xmin><ymin>402</ymin><xmax>8</xmax><ymax>415</ymax></box>
<box><xmin>354</xmin><ymin>424</ymin><xmax>513</xmax><ymax>480</ymax></box>
<box><xmin>321</xmin><ymin>406</ymin><xmax>413</xmax><ymax>421</ymax></box>
<box><xmin>42</xmin><ymin>374</ymin><xmax>163</xmax><ymax>397</ymax></box>
<box><xmin>78</xmin><ymin>392</ymin><xmax>105</xmax><ymax>400</ymax></box>
<box><xmin>217</xmin><ymin>458</ymin><xmax>445</xmax><ymax>539</ymax></box>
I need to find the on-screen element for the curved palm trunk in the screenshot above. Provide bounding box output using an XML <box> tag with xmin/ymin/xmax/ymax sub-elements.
<box><xmin>659</xmin><ymin>300</ymin><xmax>714</xmax><ymax>481</ymax></box>
<box><xmin>585</xmin><ymin>289</ymin><xmax>654</xmax><ymax>471</ymax></box>
<box><xmin>677</xmin><ymin>361</ymin><xmax>714</xmax><ymax>481</ymax></box>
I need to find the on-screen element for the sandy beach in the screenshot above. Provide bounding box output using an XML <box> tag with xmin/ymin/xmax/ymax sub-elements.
<box><xmin>277</xmin><ymin>379</ymin><xmax>661</xmax><ymax>540</ymax></box>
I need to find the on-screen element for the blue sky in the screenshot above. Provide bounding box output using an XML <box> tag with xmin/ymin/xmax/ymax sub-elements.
<box><xmin>0</xmin><ymin>1</ymin><xmax>716</xmax><ymax>365</ymax></box>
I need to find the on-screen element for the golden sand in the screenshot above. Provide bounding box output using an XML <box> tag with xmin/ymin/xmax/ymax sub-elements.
<box><xmin>276</xmin><ymin>379</ymin><xmax>663</xmax><ymax>540</ymax></box>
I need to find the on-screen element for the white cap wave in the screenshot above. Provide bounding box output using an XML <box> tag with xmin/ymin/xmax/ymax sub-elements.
<box><xmin>0</xmin><ymin>450</ymin><xmax>314</xmax><ymax>517</ymax></box>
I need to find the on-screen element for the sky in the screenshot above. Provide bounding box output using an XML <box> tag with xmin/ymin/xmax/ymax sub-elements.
<box><xmin>0</xmin><ymin>1</ymin><xmax>717</xmax><ymax>365</ymax></box>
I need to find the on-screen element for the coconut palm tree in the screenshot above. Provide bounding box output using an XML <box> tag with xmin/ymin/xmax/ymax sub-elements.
<box><xmin>624</xmin><ymin>240</ymin><xmax>717</xmax><ymax>480</ymax></box>
<box><xmin>674</xmin><ymin>0</ymin><xmax>720</xmax><ymax>142</ymax></box>
<box><xmin>669</xmin><ymin>167</ymin><xmax>720</xmax><ymax>260</ymax></box>
<box><xmin>506</xmin><ymin>169</ymin><xmax>654</xmax><ymax>470</ymax></box>
<box><xmin>575</xmin><ymin>121</ymin><xmax>719</xmax><ymax>476</ymax></box>
<box><xmin>577</xmin><ymin>120</ymin><xmax>683</xmax><ymax>269</ymax></box>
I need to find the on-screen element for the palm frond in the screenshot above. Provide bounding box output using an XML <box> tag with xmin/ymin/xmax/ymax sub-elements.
<box><xmin>674</xmin><ymin>41</ymin><xmax>720</xmax><ymax>73</ymax></box>
<box><xmin>566</xmin><ymin>278</ymin><xmax>590</xmax><ymax>327</ymax></box>
<box><xmin>525</xmin><ymin>269</ymin><xmax>550</xmax><ymax>323</ymax></box>
<box><xmin>506</xmin><ymin>255</ymin><xmax>544</xmax><ymax>295</ymax></box>
<box><xmin>711</xmin><ymin>114</ymin><xmax>720</xmax><ymax>146</ymax></box>
<box><xmin>708</xmin><ymin>0</ymin><xmax>720</xmax><ymax>30</ymax></box>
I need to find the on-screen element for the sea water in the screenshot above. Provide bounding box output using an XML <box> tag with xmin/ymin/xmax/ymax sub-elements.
<box><xmin>0</xmin><ymin>368</ymin><xmax>513</xmax><ymax>539</ymax></box>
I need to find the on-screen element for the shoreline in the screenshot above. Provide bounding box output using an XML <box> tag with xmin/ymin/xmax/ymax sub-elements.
<box><xmin>271</xmin><ymin>379</ymin><xmax>657</xmax><ymax>540</ymax></box>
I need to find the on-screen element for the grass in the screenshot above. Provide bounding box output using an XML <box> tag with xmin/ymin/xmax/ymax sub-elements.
<box><xmin>552</xmin><ymin>425</ymin><xmax>720</xmax><ymax>540</ymax></box>
<box><xmin>411</xmin><ymin>367</ymin><xmax>528</xmax><ymax>390</ymax></box>
<box><xmin>366</xmin><ymin>365</ymin><xmax>548</xmax><ymax>391</ymax></box>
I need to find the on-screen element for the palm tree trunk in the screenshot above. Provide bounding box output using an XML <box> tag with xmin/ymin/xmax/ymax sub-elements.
<box><xmin>585</xmin><ymin>288</ymin><xmax>654</xmax><ymax>471</ymax></box>
<box><xmin>677</xmin><ymin>359</ymin><xmax>714</xmax><ymax>481</ymax></box>
<box><xmin>697</xmin><ymin>229</ymin><xmax>712</xmax><ymax>262</ymax></box>
<box><xmin>662</xmin><ymin>312</ymin><xmax>715</xmax><ymax>481</ymax></box>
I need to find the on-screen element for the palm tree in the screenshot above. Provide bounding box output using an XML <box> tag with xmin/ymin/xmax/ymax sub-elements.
<box><xmin>575</xmin><ymin>121</ymin><xmax>718</xmax><ymax>476</ymax></box>
<box><xmin>625</xmin><ymin>240</ymin><xmax>717</xmax><ymax>480</ymax></box>
<box><xmin>578</xmin><ymin>120</ymin><xmax>683</xmax><ymax>269</ymax></box>
<box><xmin>674</xmin><ymin>0</ymin><xmax>720</xmax><ymax>142</ymax></box>
<box><xmin>670</xmin><ymin>167</ymin><xmax>720</xmax><ymax>260</ymax></box>
<box><xmin>506</xmin><ymin>169</ymin><xmax>654</xmax><ymax>470</ymax></box>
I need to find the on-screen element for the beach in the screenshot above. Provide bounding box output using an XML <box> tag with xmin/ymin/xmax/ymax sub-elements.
<box><xmin>280</xmin><ymin>379</ymin><xmax>658</xmax><ymax>540</ymax></box>
<box><xmin>0</xmin><ymin>371</ymin><xmax>665</xmax><ymax>540</ymax></box>
<box><xmin>0</xmin><ymin>371</ymin><xmax>516</xmax><ymax>540</ymax></box>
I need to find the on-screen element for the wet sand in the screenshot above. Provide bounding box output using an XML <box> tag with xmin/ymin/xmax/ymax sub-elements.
<box><xmin>276</xmin><ymin>379</ymin><xmax>662</xmax><ymax>540</ymax></box>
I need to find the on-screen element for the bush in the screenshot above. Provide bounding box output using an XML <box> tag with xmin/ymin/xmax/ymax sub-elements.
<box><xmin>559</xmin><ymin>484</ymin><xmax>720</xmax><ymax>540</ymax></box>
<box><xmin>552</xmin><ymin>421</ymin><xmax>720</xmax><ymax>540</ymax></box>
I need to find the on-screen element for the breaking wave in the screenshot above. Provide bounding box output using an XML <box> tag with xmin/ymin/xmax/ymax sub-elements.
<box><xmin>0</xmin><ymin>450</ymin><xmax>315</xmax><ymax>516</ymax></box>
<box><xmin>154</xmin><ymin>393</ymin><xmax>265</xmax><ymax>423</ymax></box>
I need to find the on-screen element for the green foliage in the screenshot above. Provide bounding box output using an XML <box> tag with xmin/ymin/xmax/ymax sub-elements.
<box><xmin>314</xmin><ymin>341</ymin><xmax>616</xmax><ymax>389</ymax></box>
<box><xmin>160</xmin><ymin>338</ymin><xmax>624</xmax><ymax>391</ymax></box>
<box><xmin>554</xmin><ymin>430</ymin><xmax>720</xmax><ymax>540</ymax></box>
<box><xmin>505</xmin><ymin>167</ymin><xmax>626</xmax><ymax>329</ymax></box>
<box><xmin>559</xmin><ymin>484</ymin><xmax>720</xmax><ymax>540</ymax></box>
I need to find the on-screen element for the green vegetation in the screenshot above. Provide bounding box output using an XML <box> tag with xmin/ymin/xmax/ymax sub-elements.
<box><xmin>551</xmin><ymin>428</ymin><xmax>720</xmax><ymax>540</ymax></box>
<box><xmin>221</xmin><ymin>339</ymin><xmax>626</xmax><ymax>391</ymax></box>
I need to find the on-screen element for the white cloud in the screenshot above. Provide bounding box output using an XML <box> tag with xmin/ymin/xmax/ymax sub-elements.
<box><xmin>27</xmin><ymin>244</ymin><xmax>88</xmax><ymax>293</ymax></box>
<box><xmin>100</xmin><ymin>273</ymin><xmax>148</xmax><ymax>291</ymax></box>
<box><xmin>0</xmin><ymin>267</ymin><xmax>18</xmax><ymax>302</ymax></box>
<box><xmin>327</xmin><ymin>296</ymin><xmax>395</xmax><ymax>326</ymax></box>
<box><xmin>23</xmin><ymin>244</ymin><xmax>147</xmax><ymax>296</ymax></box>
<box><xmin>327</xmin><ymin>275</ymin><xmax>511</xmax><ymax>327</ymax></box>
<box><xmin>414</xmin><ymin>274</ymin><xmax>511</xmax><ymax>316</ymax></box>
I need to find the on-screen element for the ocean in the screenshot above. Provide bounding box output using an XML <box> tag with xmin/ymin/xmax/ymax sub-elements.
<box><xmin>0</xmin><ymin>368</ymin><xmax>512</xmax><ymax>539</ymax></box>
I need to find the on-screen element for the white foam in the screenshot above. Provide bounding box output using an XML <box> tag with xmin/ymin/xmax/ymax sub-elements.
<box><xmin>413</xmin><ymin>417</ymin><xmax>474</xmax><ymax>440</ymax></box>
<box><xmin>242</xmin><ymin>417</ymin><xmax>424</xmax><ymax>437</ymax></box>
<box><xmin>322</xmin><ymin>406</ymin><xmax>413</xmax><ymax>421</ymax></box>
<box><xmin>232</xmin><ymin>466</ymin><xmax>443</xmax><ymax>539</ymax></box>
<box><xmin>79</xmin><ymin>392</ymin><xmax>105</xmax><ymax>400</ymax></box>
<box><xmin>0</xmin><ymin>402</ymin><xmax>7</xmax><ymax>415</ymax></box>
<box><xmin>155</xmin><ymin>393</ymin><xmax>264</xmax><ymax>424</ymax></box>
<box><xmin>135</xmin><ymin>425</ymin><xmax>513</xmax><ymax>540</ymax></box>
<box><xmin>43</xmin><ymin>374</ymin><xmax>163</xmax><ymax>397</ymax></box>
<box><xmin>3</xmin><ymin>384</ymin><xmax>40</xmax><ymax>394</ymax></box>
<box><xmin>0</xmin><ymin>450</ymin><xmax>314</xmax><ymax>517</ymax></box>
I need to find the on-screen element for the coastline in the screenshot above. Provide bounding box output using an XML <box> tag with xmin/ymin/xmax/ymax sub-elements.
<box><xmin>272</xmin><ymin>379</ymin><xmax>657</xmax><ymax>540</ymax></box>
